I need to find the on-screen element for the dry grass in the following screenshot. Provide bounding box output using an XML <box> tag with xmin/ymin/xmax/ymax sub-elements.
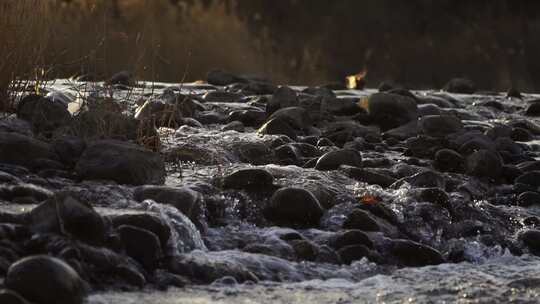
<box><xmin>0</xmin><ymin>1</ymin><xmax>55</xmax><ymax>112</ymax></box>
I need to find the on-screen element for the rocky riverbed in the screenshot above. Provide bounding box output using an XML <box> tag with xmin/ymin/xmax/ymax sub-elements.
<box><xmin>2</xmin><ymin>71</ymin><xmax>540</xmax><ymax>303</ymax></box>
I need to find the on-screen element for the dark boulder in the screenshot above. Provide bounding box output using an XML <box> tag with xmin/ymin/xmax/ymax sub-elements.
<box><xmin>389</xmin><ymin>239</ymin><xmax>444</xmax><ymax>267</ymax></box>
<box><xmin>330</xmin><ymin>230</ymin><xmax>373</xmax><ymax>249</ymax></box>
<box><xmin>315</xmin><ymin>149</ymin><xmax>362</xmax><ymax>171</ymax></box>
<box><xmin>207</xmin><ymin>70</ymin><xmax>246</xmax><ymax>86</ymax></box>
<box><xmin>517</xmin><ymin>192</ymin><xmax>540</xmax><ymax>207</ymax></box>
<box><xmin>519</xmin><ymin>230</ymin><xmax>540</xmax><ymax>255</ymax></box>
<box><xmin>106</xmin><ymin>70</ymin><xmax>134</xmax><ymax>86</ymax></box>
<box><xmin>6</xmin><ymin>255</ymin><xmax>86</xmax><ymax>304</ymax></box>
<box><xmin>29</xmin><ymin>194</ymin><xmax>106</xmax><ymax>246</ymax></box>
<box><xmin>419</xmin><ymin>115</ymin><xmax>463</xmax><ymax>137</ymax></box>
<box><xmin>75</xmin><ymin>140</ymin><xmax>165</xmax><ymax>185</ymax></box>
<box><xmin>266</xmin><ymin>86</ymin><xmax>298</xmax><ymax>114</ymax></box>
<box><xmin>466</xmin><ymin>149</ymin><xmax>503</xmax><ymax>180</ymax></box>
<box><xmin>0</xmin><ymin>289</ymin><xmax>30</xmax><ymax>304</ymax></box>
<box><xmin>526</xmin><ymin>103</ymin><xmax>540</xmax><ymax>117</ymax></box>
<box><xmin>110</xmin><ymin>213</ymin><xmax>171</xmax><ymax>250</ymax></box>
<box><xmin>17</xmin><ymin>95</ymin><xmax>71</xmax><ymax>134</ymax></box>
<box><xmin>222</xmin><ymin>168</ymin><xmax>274</xmax><ymax>190</ymax></box>
<box><xmin>365</xmin><ymin>92</ymin><xmax>418</xmax><ymax>131</ymax></box>
<box><xmin>337</xmin><ymin>245</ymin><xmax>372</xmax><ymax>264</ymax></box>
<box><xmin>515</xmin><ymin>171</ymin><xmax>540</xmax><ymax>188</ymax></box>
<box><xmin>341</xmin><ymin>166</ymin><xmax>396</xmax><ymax>187</ymax></box>
<box><xmin>443</xmin><ymin>78</ymin><xmax>476</xmax><ymax>94</ymax></box>
<box><xmin>258</xmin><ymin>117</ymin><xmax>298</xmax><ymax>140</ymax></box>
<box><xmin>0</xmin><ymin>131</ymin><xmax>57</xmax><ymax>169</ymax></box>
<box><xmin>133</xmin><ymin>186</ymin><xmax>204</xmax><ymax>222</ymax></box>
<box><xmin>343</xmin><ymin>209</ymin><xmax>381</xmax><ymax>232</ymax></box>
<box><xmin>264</xmin><ymin>187</ymin><xmax>324</xmax><ymax>228</ymax></box>
<box><xmin>433</xmin><ymin>149</ymin><xmax>465</xmax><ymax>173</ymax></box>
<box><xmin>118</xmin><ymin>225</ymin><xmax>163</xmax><ymax>271</ymax></box>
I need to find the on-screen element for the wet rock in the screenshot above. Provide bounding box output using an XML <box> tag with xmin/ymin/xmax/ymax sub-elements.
<box><xmin>133</xmin><ymin>186</ymin><xmax>204</xmax><ymax>222</ymax></box>
<box><xmin>70</xmin><ymin>110</ymin><xmax>153</xmax><ymax>142</ymax></box>
<box><xmin>389</xmin><ymin>239</ymin><xmax>444</xmax><ymax>267</ymax></box>
<box><xmin>110</xmin><ymin>213</ymin><xmax>171</xmax><ymax>250</ymax></box>
<box><xmin>52</xmin><ymin>136</ymin><xmax>86</xmax><ymax>168</ymax></box>
<box><xmin>267</xmin><ymin>86</ymin><xmax>298</xmax><ymax>114</ymax></box>
<box><xmin>515</xmin><ymin>171</ymin><xmax>540</xmax><ymax>188</ymax></box>
<box><xmin>8</xmin><ymin>183</ymin><xmax>53</xmax><ymax>202</ymax></box>
<box><xmin>418</xmin><ymin>188</ymin><xmax>451</xmax><ymax>210</ymax></box>
<box><xmin>134</xmin><ymin>97</ymin><xmax>197</xmax><ymax>128</ymax></box>
<box><xmin>443</xmin><ymin>78</ymin><xmax>476</xmax><ymax>94</ymax></box>
<box><xmin>118</xmin><ymin>225</ymin><xmax>163</xmax><ymax>271</ymax></box>
<box><xmin>29</xmin><ymin>194</ymin><xmax>106</xmax><ymax>245</ymax></box>
<box><xmin>17</xmin><ymin>95</ymin><xmax>71</xmax><ymax>134</ymax></box>
<box><xmin>258</xmin><ymin>117</ymin><xmax>297</xmax><ymax>140</ymax></box>
<box><xmin>433</xmin><ymin>149</ymin><xmax>465</xmax><ymax>173</ymax></box>
<box><xmin>222</xmin><ymin>121</ymin><xmax>245</xmax><ymax>132</ymax></box>
<box><xmin>222</xmin><ymin>168</ymin><xmax>274</xmax><ymax>190</ymax></box>
<box><xmin>400</xmin><ymin>170</ymin><xmax>446</xmax><ymax>189</ymax></box>
<box><xmin>519</xmin><ymin>230</ymin><xmax>540</xmax><ymax>255</ymax></box>
<box><xmin>405</xmin><ymin>135</ymin><xmax>443</xmax><ymax>159</ymax></box>
<box><xmin>289</xmin><ymin>240</ymin><xmax>318</xmax><ymax>261</ymax></box>
<box><xmin>321</xmin><ymin>97</ymin><xmax>363</xmax><ymax>116</ymax></box>
<box><xmin>303</xmin><ymin>86</ymin><xmax>336</xmax><ymax>98</ymax></box>
<box><xmin>337</xmin><ymin>245</ymin><xmax>372</xmax><ymax>264</ymax></box>
<box><xmin>466</xmin><ymin>149</ymin><xmax>503</xmax><ymax>180</ymax></box>
<box><xmin>268</xmin><ymin>106</ymin><xmax>311</xmax><ymax>132</ymax></box>
<box><xmin>517</xmin><ymin>191</ymin><xmax>540</xmax><ymax>207</ymax></box>
<box><xmin>383</xmin><ymin>121</ymin><xmax>418</xmax><ymax>140</ymax></box>
<box><xmin>517</xmin><ymin>161</ymin><xmax>540</xmax><ymax>172</ymax></box>
<box><xmin>275</xmin><ymin>144</ymin><xmax>302</xmax><ymax>165</ymax></box>
<box><xmin>0</xmin><ymin>117</ymin><xmax>33</xmax><ymax>136</ymax></box>
<box><xmin>6</xmin><ymin>255</ymin><xmax>86</xmax><ymax>304</ymax></box>
<box><xmin>418</xmin><ymin>104</ymin><xmax>442</xmax><ymax>116</ymax></box>
<box><xmin>330</xmin><ymin>230</ymin><xmax>373</xmax><ymax>249</ymax></box>
<box><xmin>106</xmin><ymin>70</ymin><xmax>134</xmax><ymax>86</ymax></box>
<box><xmin>343</xmin><ymin>209</ymin><xmax>381</xmax><ymax>232</ymax></box>
<box><xmin>264</xmin><ymin>187</ymin><xmax>324</xmax><ymax>228</ymax></box>
<box><xmin>511</xmin><ymin>127</ymin><xmax>533</xmax><ymax>142</ymax></box>
<box><xmin>341</xmin><ymin>166</ymin><xmax>396</xmax><ymax>187</ymax></box>
<box><xmin>202</xmin><ymin>91</ymin><xmax>244</xmax><ymax>103</ymax></box>
<box><xmin>419</xmin><ymin>115</ymin><xmax>463</xmax><ymax>137</ymax></box>
<box><xmin>196</xmin><ymin>111</ymin><xmax>228</xmax><ymax>125</ymax></box>
<box><xmin>507</xmin><ymin>87</ymin><xmax>522</xmax><ymax>99</ymax></box>
<box><xmin>322</xmin><ymin>121</ymin><xmax>380</xmax><ymax>146</ymax></box>
<box><xmin>228</xmin><ymin>110</ymin><xmax>266</xmax><ymax>127</ymax></box>
<box><xmin>0</xmin><ymin>131</ymin><xmax>57</xmax><ymax>169</ymax></box>
<box><xmin>207</xmin><ymin>70</ymin><xmax>246</xmax><ymax>86</ymax></box>
<box><xmin>315</xmin><ymin>149</ymin><xmax>362</xmax><ymax>171</ymax></box>
<box><xmin>365</xmin><ymin>92</ymin><xmax>418</xmax><ymax>131</ymax></box>
<box><xmin>0</xmin><ymin>289</ymin><xmax>30</xmax><ymax>304</ymax></box>
<box><xmin>526</xmin><ymin>103</ymin><xmax>540</xmax><ymax>116</ymax></box>
<box><xmin>234</xmin><ymin>141</ymin><xmax>276</xmax><ymax>165</ymax></box>
<box><xmin>75</xmin><ymin>140</ymin><xmax>165</xmax><ymax>185</ymax></box>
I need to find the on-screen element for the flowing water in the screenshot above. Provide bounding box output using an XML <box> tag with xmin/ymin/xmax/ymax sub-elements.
<box><xmin>14</xmin><ymin>79</ymin><xmax>540</xmax><ymax>303</ymax></box>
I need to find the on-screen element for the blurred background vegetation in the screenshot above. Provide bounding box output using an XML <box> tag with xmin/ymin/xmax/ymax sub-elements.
<box><xmin>1</xmin><ymin>0</ymin><xmax>540</xmax><ymax>96</ymax></box>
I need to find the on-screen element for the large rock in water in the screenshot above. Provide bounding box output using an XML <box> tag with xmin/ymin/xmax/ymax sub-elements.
<box><xmin>419</xmin><ymin>115</ymin><xmax>463</xmax><ymax>137</ymax></box>
<box><xmin>365</xmin><ymin>92</ymin><xmax>418</xmax><ymax>131</ymax></box>
<box><xmin>443</xmin><ymin>78</ymin><xmax>476</xmax><ymax>94</ymax></box>
<box><xmin>6</xmin><ymin>255</ymin><xmax>86</xmax><ymax>304</ymax></box>
<box><xmin>17</xmin><ymin>94</ymin><xmax>71</xmax><ymax>134</ymax></box>
<box><xmin>133</xmin><ymin>186</ymin><xmax>204</xmax><ymax>221</ymax></box>
<box><xmin>75</xmin><ymin>140</ymin><xmax>165</xmax><ymax>185</ymax></box>
<box><xmin>315</xmin><ymin>149</ymin><xmax>362</xmax><ymax>171</ymax></box>
<box><xmin>0</xmin><ymin>131</ymin><xmax>57</xmax><ymax>168</ymax></box>
<box><xmin>466</xmin><ymin>149</ymin><xmax>503</xmax><ymax>180</ymax></box>
<box><xmin>264</xmin><ymin>187</ymin><xmax>324</xmax><ymax>228</ymax></box>
<box><xmin>28</xmin><ymin>194</ymin><xmax>106</xmax><ymax>245</ymax></box>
